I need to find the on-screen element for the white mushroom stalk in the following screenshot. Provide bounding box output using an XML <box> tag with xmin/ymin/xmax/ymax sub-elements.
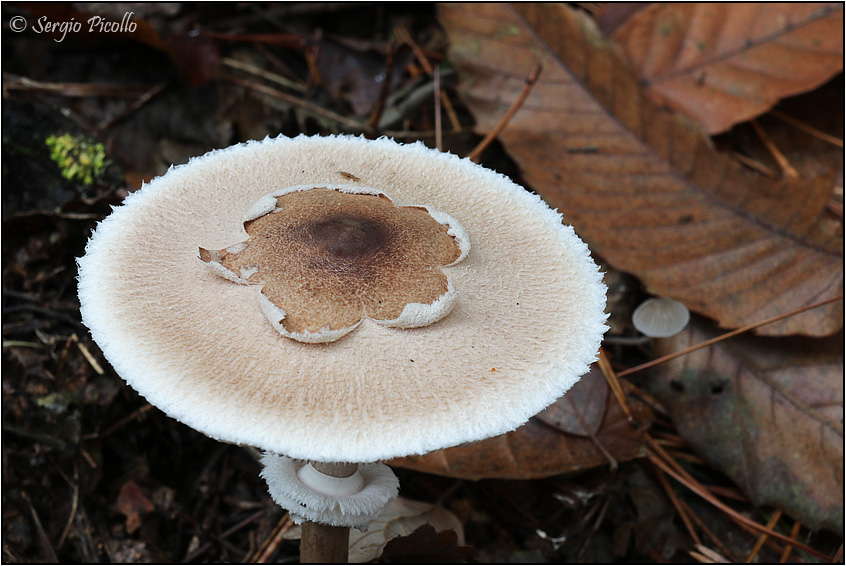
<box><xmin>77</xmin><ymin>135</ymin><xmax>608</xmax><ymax>562</ymax></box>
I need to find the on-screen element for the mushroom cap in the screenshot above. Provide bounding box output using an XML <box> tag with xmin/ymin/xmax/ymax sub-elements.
<box><xmin>77</xmin><ymin>135</ymin><xmax>607</xmax><ymax>463</ymax></box>
<box><xmin>632</xmin><ymin>297</ymin><xmax>690</xmax><ymax>338</ymax></box>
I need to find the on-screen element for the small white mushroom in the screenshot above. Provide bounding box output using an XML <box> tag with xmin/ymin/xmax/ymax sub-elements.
<box><xmin>632</xmin><ymin>297</ymin><xmax>690</xmax><ymax>338</ymax></box>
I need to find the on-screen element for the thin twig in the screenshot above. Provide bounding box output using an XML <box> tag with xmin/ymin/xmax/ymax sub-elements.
<box><xmin>617</xmin><ymin>295</ymin><xmax>843</xmax><ymax>378</ymax></box>
<box><xmin>597</xmin><ymin>348</ymin><xmax>634</xmax><ymax>423</ymax></box>
<box><xmin>778</xmin><ymin>519</ymin><xmax>802</xmax><ymax>563</ymax></box>
<box><xmin>97</xmin><ymin>83</ymin><xmax>167</xmax><ymax>131</ymax></box>
<box><xmin>394</xmin><ymin>23</ymin><xmax>433</xmax><ymax>74</ymax></box>
<box><xmin>440</xmin><ymin>90</ymin><xmax>462</xmax><ymax>132</ymax></box>
<box><xmin>22</xmin><ymin>491</ymin><xmax>59</xmax><ymax>563</ymax></box>
<box><xmin>830</xmin><ymin>542</ymin><xmax>843</xmax><ymax>563</ymax></box>
<box><xmin>676</xmin><ymin>494</ymin><xmax>739</xmax><ymax>561</ymax></box>
<box><xmin>770</xmin><ymin>110</ymin><xmax>843</xmax><ymax>148</ymax></box>
<box><xmin>253</xmin><ymin>43</ymin><xmax>305</xmax><ymax>88</ymax></box>
<box><xmin>646</xmin><ymin>447</ymin><xmax>827</xmax><ymax>559</ymax></box>
<box><xmin>198</xmin><ymin>31</ymin><xmax>304</xmax><ymax>48</ymax></box>
<box><xmin>467</xmin><ymin>63</ymin><xmax>542</xmax><ymax>163</ymax></box>
<box><xmin>434</xmin><ymin>66</ymin><xmax>443</xmax><ymax>151</ymax></box>
<box><xmin>653</xmin><ymin>465</ymin><xmax>702</xmax><ymax>545</ymax></box>
<box><xmin>82</xmin><ymin>403</ymin><xmax>153</xmax><ymax>439</ymax></box>
<box><xmin>366</xmin><ymin>43</ymin><xmax>396</xmax><ymax>132</ymax></box>
<box><xmin>304</xmin><ymin>30</ymin><xmax>325</xmax><ymax>89</ymax></box>
<box><xmin>249</xmin><ymin>513</ymin><xmax>294</xmax><ymax>563</ymax></box>
<box><xmin>690</xmin><ymin>544</ymin><xmax>731</xmax><ymax>563</ymax></box>
<box><xmin>751</xmin><ymin>119</ymin><xmax>799</xmax><ymax>178</ymax></box>
<box><xmin>222</xmin><ymin>57</ymin><xmax>305</xmax><ymax>92</ymax></box>
<box><xmin>55</xmin><ymin>462</ymin><xmax>80</xmax><ymax>551</ymax></box>
<box><xmin>77</xmin><ymin>341</ymin><xmax>104</xmax><ymax>375</ymax></box>
<box><xmin>745</xmin><ymin>510</ymin><xmax>782</xmax><ymax>563</ymax></box>
<box><xmin>731</xmin><ymin>151</ymin><xmax>778</xmax><ymax>177</ymax></box>
<box><xmin>3</xmin><ymin>74</ymin><xmax>155</xmax><ymax>98</ymax></box>
<box><xmin>181</xmin><ymin>509</ymin><xmax>266</xmax><ymax>563</ymax></box>
<box><xmin>394</xmin><ymin>24</ymin><xmax>461</xmax><ymax>133</ymax></box>
<box><xmin>221</xmin><ymin>74</ymin><xmax>364</xmax><ymax>130</ymax></box>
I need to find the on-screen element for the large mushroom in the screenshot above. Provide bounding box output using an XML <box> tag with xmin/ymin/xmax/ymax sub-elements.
<box><xmin>77</xmin><ymin>135</ymin><xmax>607</xmax><ymax>562</ymax></box>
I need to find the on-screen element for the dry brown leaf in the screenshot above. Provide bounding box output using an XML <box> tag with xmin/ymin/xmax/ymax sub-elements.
<box><xmin>648</xmin><ymin>317</ymin><xmax>844</xmax><ymax>532</ymax></box>
<box><xmin>440</xmin><ymin>3</ymin><xmax>843</xmax><ymax>337</ymax></box>
<box><xmin>281</xmin><ymin>497</ymin><xmax>465</xmax><ymax>563</ymax></box>
<box><xmin>611</xmin><ymin>3</ymin><xmax>844</xmax><ymax>134</ymax></box>
<box><xmin>350</xmin><ymin>497</ymin><xmax>464</xmax><ymax>563</ymax></box>
<box><xmin>379</xmin><ymin>524</ymin><xmax>473</xmax><ymax>564</ymax></box>
<box><xmin>390</xmin><ymin>371</ymin><xmax>651</xmax><ymax>480</ymax></box>
<box><xmin>116</xmin><ymin>480</ymin><xmax>154</xmax><ymax>535</ymax></box>
<box><xmin>535</xmin><ymin>366</ymin><xmax>607</xmax><ymax>436</ymax></box>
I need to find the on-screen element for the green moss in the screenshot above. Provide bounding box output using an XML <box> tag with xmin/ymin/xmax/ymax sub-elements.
<box><xmin>45</xmin><ymin>133</ymin><xmax>108</xmax><ymax>186</ymax></box>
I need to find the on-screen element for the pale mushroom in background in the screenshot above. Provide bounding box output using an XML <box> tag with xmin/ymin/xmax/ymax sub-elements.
<box><xmin>632</xmin><ymin>296</ymin><xmax>691</xmax><ymax>338</ymax></box>
<box><xmin>77</xmin><ymin>135</ymin><xmax>608</xmax><ymax>562</ymax></box>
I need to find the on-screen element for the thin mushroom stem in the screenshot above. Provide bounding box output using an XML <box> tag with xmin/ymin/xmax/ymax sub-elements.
<box><xmin>299</xmin><ymin>461</ymin><xmax>357</xmax><ymax>564</ymax></box>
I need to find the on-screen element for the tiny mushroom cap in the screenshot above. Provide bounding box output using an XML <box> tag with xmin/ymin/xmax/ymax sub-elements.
<box><xmin>77</xmin><ymin>135</ymin><xmax>608</xmax><ymax>465</ymax></box>
<box><xmin>632</xmin><ymin>297</ymin><xmax>691</xmax><ymax>338</ymax></box>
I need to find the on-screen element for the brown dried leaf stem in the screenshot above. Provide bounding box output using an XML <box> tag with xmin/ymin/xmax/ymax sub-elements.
<box><xmin>778</xmin><ymin>520</ymin><xmax>802</xmax><ymax>563</ymax></box>
<box><xmin>434</xmin><ymin>67</ymin><xmax>443</xmax><ymax>151</ymax></box>
<box><xmin>222</xmin><ymin>57</ymin><xmax>305</xmax><ymax>92</ymax></box>
<box><xmin>751</xmin><ymin>120</ymin><xmax>799</xmax><ymax>178</ymax></box>
<box><xmin>82</xmin><ymin>403</ymin><xmax>153</xmax><ymax>439</ymax></box>
<box><xmin>183</xmin><ymin>509</ymin><xmax>266</xmax><ymax>563</ymax></box>
<box><xmin>676</xmin><ymin>493</ymin><xmax>739</xmax><ymax>562</ymax></box>
<box><xmin>21</xmin><ymin>491</ymin><xmax>58</xmax><ymax>563</ymax></box>
<box><xmin>597</xmin><ymin>348</ymin><xmax>634</xmax><ymax>422</ymax></box>
<box><xmin>77</xmin><ymin>340</ymin><xmax>104</xmax><ymax>375</ymax></box>
<box><xmin>771</xmin><ymin>110</ymin><xmax>844</xmax><ymax>148</ymax></box>
<box><xmin>731</xmin><ymin>151</ymin><xmax>778</xmax><ymax>177</ymax></box>
<box><xmin>690</xmin><ymin>544</ymin><xmax>731</xmax><ymax>563</ymax></box>
<box><xmin>55</xmin><ymin>463</ymin><xmax>79</xmax><ymax>551</ymax></box>
<box><xmin>440</xmin><ymin>90</ymin><xmax>462</xmax><ymax>132</ymax></box>
<box><xmin>466</xmin><ymin>63</ymin><xmax>542</xmax><ymax>163</ymax></box>
<box><xmin>248</xmin><ymin>513</ymin><xmax>294</xmax><ymax>563</ymax></box>
<box><xmin>304</xmin><ymin>30</ymin><xmax>326</xmax><ymax>89</ymax></box>
<box><xmin>829</xmin><ymin>542</ymin><xmax>843</xmax><ymax>563</ymax></box>
<box><xmin>366</xmin><ymin>43</ymin><xmax>396</xmax><ymax>132</ymax></box>
<box><xmin>97</xmin><ymin>83</ymin><xmax>167</xmax><ymax>131</ymax></box>
<box><xmin>394</xmin><ymin>23</ymin><xmax>461</xmax><ymax>134</ymax></box>
<box><xmin>617</xmin><ymin>295</ymin><xmax>843</xmax><ymax>378</ymax></box>
<box><xmin>653</xmin><ymin>466</ymin><xmax>702</xmax><ymax>545</ymax></box>
<box><xmin>2</xmin><ymin>74</ymin><xmax>156</xmax><ymax>97</ymax></box>
<box><xmin>645</xmin><ymin>442</ymin><xmax>827</xmax><ymax>560</ymax></box>
<box><xmin>221</xmin><ymin>74</ymin><xmax>364</xmax><ymax>130</ymax></box>
<box><xmin>744</xmin><ymin>509</ymin><xmax>782</xmax><ymax>563</ymax></box>
<box><xmin>394</xmin><ymin>23</ymin><xmax>433</xmax><ymax>74</ymax></box>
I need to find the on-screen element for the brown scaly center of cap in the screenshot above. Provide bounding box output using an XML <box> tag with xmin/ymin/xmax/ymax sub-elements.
<box><xmin>306</xmin><ymin>214</ymin><xmax>388</xmax><ymax>258</ymax></box>
<box><xmin>200</xmin><ymin>188</ymin><xmax>463</xmax><ymax>339</ymax></box>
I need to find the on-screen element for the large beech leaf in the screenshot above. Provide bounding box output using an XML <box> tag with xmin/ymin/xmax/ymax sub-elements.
<box><xmin>440</xmin><ymin>3</ymin><xmax>843</xmax><ymax>337</ymax></box>
<box><xmin>350</xmin><ymin>498</ymin><xmax>466</xmax><ymax>563</ymax></box>
<box><xmin>648</xmin><ymin>318</ymin><xmax>844</xmax><ymax>532</ymax></box>
<box><xmin>610</xmin><ymin>3</ymin><xmax>844</xmax><ymax>134</ymax></box>
<box><xmin>390</xmin><ymin>368</ymin><xmax>652</xmax><ymax>480</ymax></box>
<box><xmin>283</xmin><ymin>497</ymin><xmax>466</xmax><ymax>563</ymax></box>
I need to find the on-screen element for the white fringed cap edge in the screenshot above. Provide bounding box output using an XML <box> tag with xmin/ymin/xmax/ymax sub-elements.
<box><xmin>260</xmin><ymin>454</ymin><xmax>399</xmax><ymax>530</ymax></box>
<box><xmin>77</xmin><ymin>134</ymin><xmax>608</xmax><ymax>463</ymax></box>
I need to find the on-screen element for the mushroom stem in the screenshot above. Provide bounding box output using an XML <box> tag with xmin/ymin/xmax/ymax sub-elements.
<box><xmin>299</xmin><ymin>461</ymin><xmax>357</xmax><ymax>564</ymax></box>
